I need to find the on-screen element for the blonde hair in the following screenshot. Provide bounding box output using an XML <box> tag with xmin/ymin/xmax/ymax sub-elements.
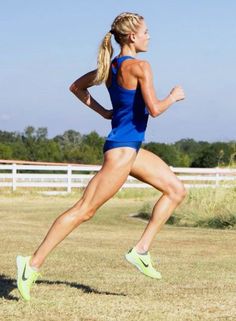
<box><xmin>93</xmin><ymin>12</ymin><xmax>144</xmax><ymax>85</ymax></box>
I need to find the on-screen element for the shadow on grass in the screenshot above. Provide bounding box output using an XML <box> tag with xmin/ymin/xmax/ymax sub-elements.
<box><xmin>37</xmin><ymin>279</ymin><xmax>127</xmax><ymax>296</ymax></box>
<box><xmin>0</xmin><ymin>274</ymin><xmax>126</xmax><ymax>301</ymax></box>
<box><xmin>0</xmin><ymin>274</ymin><xmax>19</xmax><ymax>301</ymax></box>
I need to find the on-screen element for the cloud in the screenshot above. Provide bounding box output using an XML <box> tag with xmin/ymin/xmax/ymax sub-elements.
<box><xmin>0</xmin><ymin>113</ymin><xmax>12</xmax><ymax>121</ymax></box>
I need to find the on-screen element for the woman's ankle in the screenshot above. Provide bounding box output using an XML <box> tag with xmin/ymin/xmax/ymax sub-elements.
<box><xmin>134</xmin><ymin>244</ymin><xmax>149</xmax><ymax>254</ymax></box>
<box><xmin>29</xmin><ymin>256</ymin><xmax>41</xmax><ymax>271</ymax></box>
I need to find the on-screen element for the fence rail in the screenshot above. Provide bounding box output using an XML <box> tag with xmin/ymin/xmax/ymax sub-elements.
<box><xmin>0</xmin><ymin>159</ymin><xmax>235</xmax><ymax>193</ymax></box>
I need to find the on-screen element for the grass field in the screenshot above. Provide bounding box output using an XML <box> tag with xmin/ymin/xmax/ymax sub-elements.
<box><xmin>0</xmin><ymin>190</ymin><xmax>236</xmax><ymax>321</ymax></box>
<box><xmin>137</xmin><ymin>187</ymin><xmax>236</xmax><ymax>229</ymax></box>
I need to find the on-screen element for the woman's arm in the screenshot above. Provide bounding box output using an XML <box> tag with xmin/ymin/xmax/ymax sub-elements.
<box><xmin>135</xmin><ymin>61</ymin><xmax>185</xmax><ymax>118</ymax></box>
<box><xmin>69</xmin><ymin>70</ymin><xmax>112</xmax><ymax>119</ymax></box>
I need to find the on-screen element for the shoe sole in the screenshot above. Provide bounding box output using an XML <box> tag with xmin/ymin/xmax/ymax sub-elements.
<box><xmin>125</xmin><ymin>253</ymin><xmax>162</xmax><ymax>279</ymax></box>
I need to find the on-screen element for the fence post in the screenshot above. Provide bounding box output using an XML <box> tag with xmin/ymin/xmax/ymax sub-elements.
<box><xmin>215</xmin><ymin>167</ymin><xmax>219</xmax><ymax>188</ymax></box>
<box><xmin>12</xmin><ymin>163</ymin><xmax>17</xmax><ymax>191</ymax></box>
<box><xmin>67</xmin><ymin>165</ymin><xmax>72</xmax><ymax>193</ymax></box>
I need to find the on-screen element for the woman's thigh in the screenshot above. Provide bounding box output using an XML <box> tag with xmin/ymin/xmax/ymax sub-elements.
<box><xmin>81</xmin><ymin>147</ymin><xmax>138</xmax><ymax>209</ymax></box>
<box><xmin>129</xmin><ymin>148</ymin><xmax>184</xmax><ymax>194</ymax></box>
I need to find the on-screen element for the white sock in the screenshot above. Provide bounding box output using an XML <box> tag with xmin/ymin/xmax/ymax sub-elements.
<box><xmin>137</xmin><ymin>251</ymin><xmax>148</xmax><ymax>255</ymax></box>
<box><xmin>29</xmin><ymin>259</ymin><xmax>40</xmax><ymax>272</ymax></box>
<box><xmin>134</xmin><ymin>247</ymin><xmax>148</xmax><ymax>255</ymax></box>
<box><xmin>31</xmin><ymin>265</ymin><xmax>39</xmax><ymax>272</ymax></box>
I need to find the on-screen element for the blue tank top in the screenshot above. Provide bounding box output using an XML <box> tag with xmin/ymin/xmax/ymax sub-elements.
<box><xmin>106</xmin><ymin>56</ymin><xmax>149</xmax><ymax>142</ymax></box>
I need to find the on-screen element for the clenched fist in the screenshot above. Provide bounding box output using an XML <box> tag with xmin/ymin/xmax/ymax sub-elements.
<box><xmin>170</xmin><ymin>86</ymin><xmax>185</xmax><ymax>102</ymax></box>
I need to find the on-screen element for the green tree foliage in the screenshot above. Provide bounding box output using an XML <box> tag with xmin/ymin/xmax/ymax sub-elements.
<box><xmin>36</xmin><ymin>127</ymin><xmax>48</xmax><ymax>141</ymax></box>
<box><xmin>0</xmin><ymin>143</ymin><xmax>13</xmax><ymax>159</ymax></box>
<box><xmin>0</xmin><ymin>127</ymin><xmax>235</xmax><ymax>167</ymax></box>
<box><xmin>34</xmin><ymin>140</ymin><xmax>63</xmax><ymax>162</ymax></box>
<box><xmin>174</xmin><ymin>139</ymin><xmax>208</xmax><ymax>165</ymax></box>
<box><xmin>11</xmin><ymin>142</ymin><xmax>28</xmax><ymax>160</ymax></box>
<box><xmin>191</xmin><ymin>142</ymin><xmax>235</xmax><ymax>167</ymax></box>
<box><xmin>62</xmin><ymin>131</ymin><xmax>105</xmax><ymax>164</ymax></box>
<box><xmin>143</xmin><ymin>142</ymin><xmax>185</xmax><ymax>166</ymax></box>
<box><xmin>0</xmin><ymin>130</ymin><xmax>18</xmax><ymax>143</ymax></box>
<box><xmin>54</xmin><ymin>130</ymin><xmax>82</xmax><ymax>147</ymax></box>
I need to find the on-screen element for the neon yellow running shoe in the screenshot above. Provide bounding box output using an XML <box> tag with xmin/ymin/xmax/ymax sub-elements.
<box><xmin>125</xmin><ymin>247</ymin><xmax>162</xmax><ymax>279</ymax></box>
<box><xmin>16</xmin><ymin>256</ymin><xmax>41</xmax><ymax>301</ymax></box>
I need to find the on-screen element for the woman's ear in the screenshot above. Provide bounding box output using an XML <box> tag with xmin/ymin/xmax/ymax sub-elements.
<box><xmin>129</xmin><ymin>32</ymin><xmax>136</xmax><ymax>43</ymax></box>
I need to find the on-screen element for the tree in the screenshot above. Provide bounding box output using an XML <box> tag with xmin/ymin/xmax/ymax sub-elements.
<box><xmin>0</xmin><ymin>130</ymin><xmax>17</xmax><ymax>143</ymax></box>
<box><xmin>82</xmin><ymin>131</ymin><xmax>105</xmax><ymax>148</ymax></box>
<box><xmin>34</xmin><ymin>140</ymin><xmax>62</xmax><ymax>162</ymax></box>
<box><xmin>11</xmin><ymin>142</ymin><xmax>28</xmax><ymax>160</ymax></box>
<box><xmin>24</xmin><ymin>126</ymin><xmax>35</xmax><ymax>139</ymax></box>
<box><xmin>0</xmin><ymin>127</ymin><xmax>235</xmax><ymax>166</ymax></box>
<box><xmin>143</xmin><ymin>142</ymin><xmax>184</xmax><ymax>166</ymax></box>
<box><xmin>36</xmin><ymin>127</ymin><xmax>48</xmax><ymax>141</ymax></box>
<box><xmin>54</xmin><ymin>130</ymin><xmax>82</xmax><ymax>147</ymax></box>
<box><xmin>191</xmin><ymin>142</ymin><xmax>234</xmax><ymax>167</ymax></box>
<box><xmin>0</xmin><ymin>143</ymin><xmax>13</xmax><ymax>159</ymax></box>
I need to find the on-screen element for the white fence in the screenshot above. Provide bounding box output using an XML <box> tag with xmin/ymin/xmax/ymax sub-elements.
<box><xmin>0</xmin><ymin>160</ymin><xmax>236</xmax><ymax>193</ymax></box>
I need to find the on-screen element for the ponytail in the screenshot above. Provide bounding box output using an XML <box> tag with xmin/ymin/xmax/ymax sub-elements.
<box><xmin>93</xmin><ymin>12</ymin><xmax>143</xmax><ymax>85</ymax></box>
<box><xmin>93</xmin><ymin>31</ymin><xmax>113</xmax><ymax>85</ymax></box>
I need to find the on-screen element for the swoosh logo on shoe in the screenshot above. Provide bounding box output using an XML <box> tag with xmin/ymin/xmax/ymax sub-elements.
<box><xmin>22</xmin><ymin>264</ymin><xmax>28</xmax><ymax>281</ymax></box>
<box><xmin>139</xmin><ymin>258</ymin><xmax>149</xmax><ymax>268</ymax></box>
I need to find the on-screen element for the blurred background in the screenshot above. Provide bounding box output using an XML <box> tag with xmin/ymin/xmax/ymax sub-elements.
<box><xmin>1</xmin><ymin>0</ymin><xmax>236</xmax><ymax>143</ymax></box>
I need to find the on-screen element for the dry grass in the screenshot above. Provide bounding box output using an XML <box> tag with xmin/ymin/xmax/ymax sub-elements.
<box><xmin>138</xmin><ymin>187</ymin><xmax>236</xmax><ymax>229</ymax></box>
<box><xmin>175</xmin><ymin>187</ymin><xmax>236</xmax><ymax>227</ymax></box>
<box><xmin>0</xmin><ymin>191</ymin><xmax>236</xmax><ymax>321</ymax></box>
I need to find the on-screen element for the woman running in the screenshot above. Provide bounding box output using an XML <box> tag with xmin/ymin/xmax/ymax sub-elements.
<box><xmin>16</xmin><ymin>12</ymin><xmax>186</xmax><ymax>301</ymax></box>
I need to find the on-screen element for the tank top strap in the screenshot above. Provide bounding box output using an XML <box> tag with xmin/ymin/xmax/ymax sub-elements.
<box><xmin>111</xmin><ymin>56</ymin><xmax>135</xmax><ymax>75</ymax></box>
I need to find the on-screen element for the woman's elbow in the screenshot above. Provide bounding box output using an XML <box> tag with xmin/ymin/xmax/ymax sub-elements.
<box><xmin>69</xmin><ymin>83</ymin><xmax>76</xmax><ymax>93</ymax></box>
<box><xmin>149</xmin><ymin>107</ymin><xmax>161</xmax><ymax>118</ymax></box>
<box><xmin>149</xmin><ymin>111</ymin><xmax>158</xmax><ymax>118</ymax></box>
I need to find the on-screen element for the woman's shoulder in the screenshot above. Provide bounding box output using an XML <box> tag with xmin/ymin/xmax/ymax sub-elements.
<box><xmin>133</xmin><ymin>58</ymin><xmax>151</xmax><ymax>67</ymax></box>
<box><xmin>130</xmin><ymin>59</ymin><xmax>152</xmax><ymax>77</ymax></box>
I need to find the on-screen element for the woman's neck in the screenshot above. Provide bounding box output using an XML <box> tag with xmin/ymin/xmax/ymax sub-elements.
<box><xmin>118</xmin><ymin>45</ymin><xmax>137</xmax><ymax>58</ymax></box>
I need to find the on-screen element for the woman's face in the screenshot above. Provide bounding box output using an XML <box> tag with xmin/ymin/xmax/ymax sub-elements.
<box><xmin>131</xmin><ymin>19</ymin><xmax>150</xmax><ymax>52</ymax></box>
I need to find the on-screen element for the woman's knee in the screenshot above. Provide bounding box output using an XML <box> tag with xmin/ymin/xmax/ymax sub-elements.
<box><xmin>79</xmin><ymin>207</ymin><xmax>96</xmax><ymax>222</ymax></box>
<box><xmin>62</xmin><ymin>201</ymin><xmax>97</xmax><ymax>226</ymax></box>
<box><xmin>165</xmin><ymin>181</ymin><xmax>187</xmax><ymax>204</ymax></box>
<box><xmin>75</xmin><ymin>201</ymin><xmax>97</xmax><ymax>223</ymax></box>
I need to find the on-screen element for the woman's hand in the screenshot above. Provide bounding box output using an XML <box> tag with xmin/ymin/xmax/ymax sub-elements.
<box><xmin>103</xmin><ymin>109</ymin><xmax>113</xmax><ymax>120</ymax></box>
<box><xmin>170</xmin><ymin>86</ymin><xmax>185</xmax><ymax>102</ymax></box>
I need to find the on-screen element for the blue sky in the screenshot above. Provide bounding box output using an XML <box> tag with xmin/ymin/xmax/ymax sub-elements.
<box><xmin>1</xmin><ymin>0</ymin><xmax>236</xmax><ymax>143</ymax></box>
